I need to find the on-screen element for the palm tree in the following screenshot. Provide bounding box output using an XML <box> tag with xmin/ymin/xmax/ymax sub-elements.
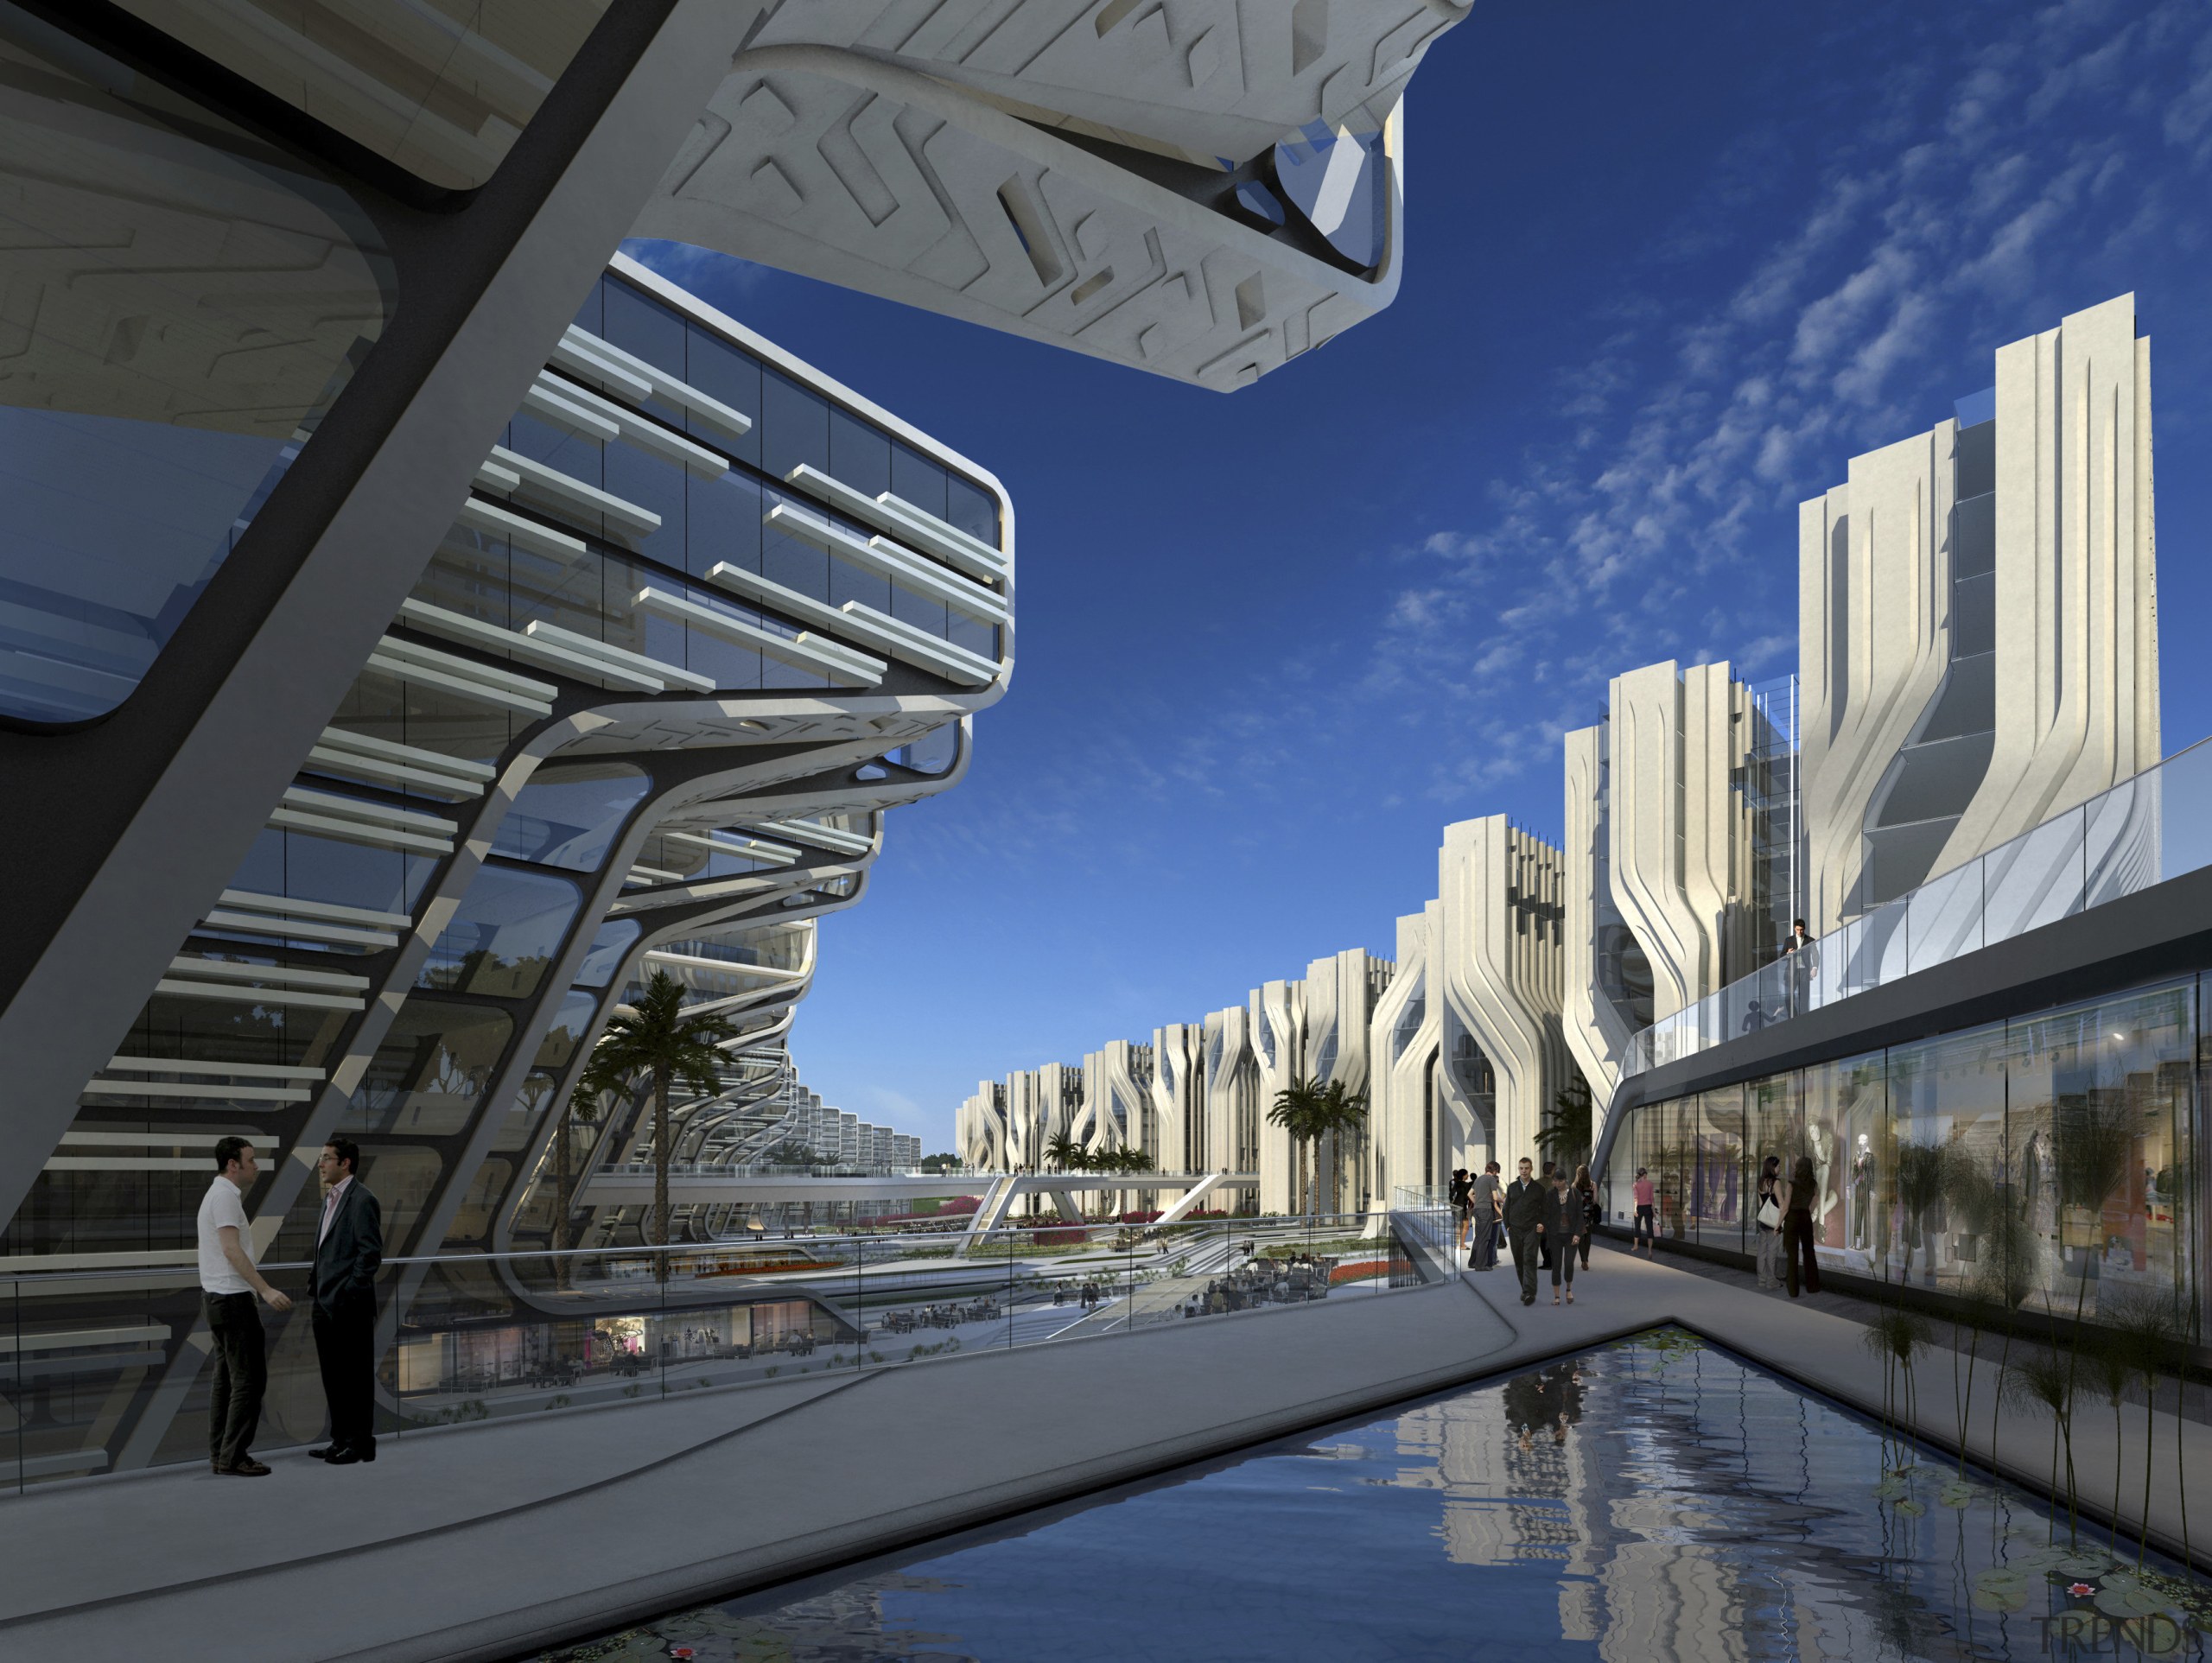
<box><xmin>575</xmin><ymin>969</ymin><xmax>738</xmax><ymax>1279</ymax></box>
<box><xmin>1042</xmin><ymin>1131</ymin><xmax>1085</xmax><ymax>1172</ymax></box>
<box><xmin>1535</xmin><ymin>1075</ymin><xmax>1594</xmax><ymax>1174</ymax></box>
<box><xmin>544</xmin><ymin>1072</ymin><xmax>606</xmax><ymax>1287</ymax></box>
<box><xmin>1315</xmin><ymin>1079</ymin><xmax>1370</xmax><ymax>1216</ymax></box>
<box><xmin>1268</xmin><ymin>1077</ymin><xmax>1328</xmax><ymax>1216</ymax></box>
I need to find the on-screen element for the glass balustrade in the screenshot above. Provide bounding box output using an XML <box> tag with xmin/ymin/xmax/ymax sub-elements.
<box><xmin>1624</xmin><ymin>734</ymin><xmax>2212</xmax><ymax>1076</ymax></box>
<box><xmin>0</xmin><ymin>1207</ymin><xmax>1449</xmax><ymax>1491</ymax></box>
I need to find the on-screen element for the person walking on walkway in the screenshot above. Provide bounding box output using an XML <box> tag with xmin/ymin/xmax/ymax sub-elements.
<box><xmin>1449</xmin><ymin>1167</ymin><xmax>1471</xmax><ymax>1254</ymax></box>
<box><xmin>1630</xmin><ymin>1168</ymin><xmax>1656</xmax><ymax>1256</ymax></box>
<box><xmin>199</xmin><ymin>1138</ymin><xmax>293</xmax><ymax>1476</ymax></box>
<box><xmin>1784</xmin><ymin>1153</ymin><xmax>1823</xmax><ymax>1298</ymax></box>
<box><xmin>309</xmin><ymin>1138</ymin><xmax>384</xmax><ymax>1465</ymax></box>
<box><xmin>1754</xmin><ymin>1154</ymin><xmax>1786</xmax><ymax>1290</ymax></box>
<box><xmin>1468</xmin><ymin>1161</ymin><xmax>1502</xmax><ymax>1271</ymax></box>
<box><xmin>1503</xmin><ymin>1158</ymin><xmax>1546</xmax><ymax>1307</ymax></box>
<box><xmin>1536</xmin><ymin>1163</ymin><xmax>1556</xmax><ymax>1270</ymax></box>
<box><xmin>1547</xmin><ymin>1166</ymin><xmax>1592</xmax><ymax>1305</ymax></box>
<box><xmin>1572</xmin><ymin>1165</ymin><xmax>1598</xmax><ymax>1272</ymax></box>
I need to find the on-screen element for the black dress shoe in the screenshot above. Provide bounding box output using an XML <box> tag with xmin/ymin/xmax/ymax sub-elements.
<box><xmin>216</xmin><ymin>1458</ymin><xmax>271</xmax><ymax>1476</ymax></box>
<box><xmin>308</xmin><ymin>1445</ymin><xmax>338</xmax><ymax>1460</ymax></box>
<box><xmin>357</xmin><ymin>1443</ymin><xmax>377</xmax><ymax>1463</ymax></box>
<box><xmin>324</xmin><ymin>1447</ymin><xmax>364</xmax><ymax>1465</ymax></box>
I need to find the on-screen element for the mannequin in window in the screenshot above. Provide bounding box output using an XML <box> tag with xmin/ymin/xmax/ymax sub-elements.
<box><xmin>1851</xmin><ymin>1133</ymin><xmax>1877</xmax><ymax>1253</ymax></box>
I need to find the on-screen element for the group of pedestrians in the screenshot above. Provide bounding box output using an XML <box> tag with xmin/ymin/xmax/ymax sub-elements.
<box><xmin>197</xmin><ymin>1135</ymin><xmax>384</xmax><ymax>1477</ymax></box>
<box><xmin>1625</xmin><ymin>1152</ymin><xmax>1827</xmax><ymax>1299</ymax></box>
<box><xmin>1449</xmin><ymin>1158</ymin><xmax>1598</xmax><ymax>1307</ymax></box>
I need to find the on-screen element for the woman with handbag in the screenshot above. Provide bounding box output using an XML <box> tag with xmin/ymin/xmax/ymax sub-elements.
<box><xmin>1753</xmin><ymin>1155</ymin><xmax>1785</xmax><ymax>1290</ymax></box>
<box><xmin>1573</xmin><ymin>1165</ymin><xmax>1599</xmax><ymax>1272</ymax></box>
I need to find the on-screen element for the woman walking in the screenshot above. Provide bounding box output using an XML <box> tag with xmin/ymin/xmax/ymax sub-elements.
<box><xmin>1630</xmin><ymin>1168</ymin><xmax>1656</xmax><ymax>1256</ymax></box>
<box><xmin>1549</xmin><ymin>1166</ymin><xmax>1592</xmax><ymax>1304</ymax></box>
<box><xmin>1783</xmin><ymin>1154</ymin><xmax>1822</xmax><ymax>1298</ymax></box>
<box><xmin>1573</xmin><ymin>1165</ymin><xmax>1599</xmax><ymax>1272</ymax></box>
<box><xmin>1753</xmin><ymin>1154</ymin><xmax>1785</xmax><ymax>1290</ymax></box>
<box><xmin>1449</xmin><ymin>1168</ymin><xmax>1471</xmax><ymax>1254</ymax></box>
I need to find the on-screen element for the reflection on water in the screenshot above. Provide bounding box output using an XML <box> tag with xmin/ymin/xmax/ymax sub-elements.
<box><xmin>534</xmin><ymin>1328</ymin><xmax>2212</xmax><ymax>1661</ymax></box>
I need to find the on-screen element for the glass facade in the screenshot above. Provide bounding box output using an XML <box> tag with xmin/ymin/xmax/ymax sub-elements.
<box><xmin>1604</xmin><ymin>974</ymin><xmax>2204</xmax><ymax>1333</ymax></box>
<box><xmin>0</xmin><ymin>6</ymin><xmax>395</xmax><ymax>726</ymax></box>
<box><xmin>0</xmin><ymin>248</ymin><xmax>1007</xmax><ymax>1486</ymax></box>
<box><xmin>404</xmin><ymin>272</ymin><xmax>1002</xmax><ymax>697</ymax></box>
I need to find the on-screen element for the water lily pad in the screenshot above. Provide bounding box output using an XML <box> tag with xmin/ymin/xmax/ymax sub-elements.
<box><xmin>1897</xmin><ymin>1499</ymin><xmax>1925</xmax><ymax>1516</ymax></box>
<box><xmin>1873</xmin><ymin>1475</ymin><xmax>1910</xmax><ymax>1501</ymax></box>
<box><xmin>2119</xmin><ymin>1614</ymin><xmax>2191</xmax><ymax>1656</ymax></box>
<box><xmin>2099</xmin><ymin>1581</ymin><xmax>2174</xmax><ymax>1620</ymax></box>
<box><xmin>1973</xmin><ymin>1569</ymin><xmax>2033</xmax><ymax>1612</ymax></box>
<box><xmin>1937</xmin><ymin>1482</ymin><xmax>1978</xmax><ymax>1508</ymax></box>
<box><xmin>2058</xmin><ymin>1550</ymin><xmax>2114</xmax><ymax>1578</ymax></box>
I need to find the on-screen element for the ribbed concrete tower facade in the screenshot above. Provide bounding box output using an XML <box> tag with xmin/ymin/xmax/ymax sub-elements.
<box><xmin>1368</xmin><ymin>904</ymin><xmax>1442</xmax><ymax>1200</ymax></box>
<box><xmin>1200</xmin><ymin>1005</ymin><xmax>1261</xmax><ymax>1177</ymax></box>
<box><xmin>1436</xmin><ymin>816</ymin><xmax>1568</xmax><ymax>1173</ymax></box>
<box><xmin>1561</xmin><ymin>726</ymin><xmax>1637</xmax><ymax>1103</ymax></box>
<box><xmin>1249</xmin><ymin>976</ymin><xmax>1306</xmax><ymax>1213</ymax></box>
<box><xmin>1151</xmin><ymin>1022</ymin><xmax>1206</xmax><ymax>1174</ymax></box>
<box><xmin>1801</xmin><ymin>293</ymin><xmax>2158</xmax><ymax>929</ymax></box>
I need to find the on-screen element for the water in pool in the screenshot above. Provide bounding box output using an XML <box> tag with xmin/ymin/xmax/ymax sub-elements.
<box><xmin>532</xmin><ymin>1328</ymin><xmax>2212</xmax><ymax>1661</ymax></box>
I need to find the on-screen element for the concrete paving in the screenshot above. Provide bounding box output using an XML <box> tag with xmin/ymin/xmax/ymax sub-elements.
<box><xmin>0</xmin><ymin>1247</ymin><xmax>2202</xmax><ymax>1663</ymax></box>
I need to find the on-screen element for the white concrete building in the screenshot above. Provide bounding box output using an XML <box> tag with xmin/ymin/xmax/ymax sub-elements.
<box><xmin>1800</xmin><ymin>293</ymin><xmax>2158</xmax><ymax>927</ymax></box>
<box><xmin>1434</xmin><ymin>817</ymin><xmax>1569</xmax><ymax>1174</ymax></box>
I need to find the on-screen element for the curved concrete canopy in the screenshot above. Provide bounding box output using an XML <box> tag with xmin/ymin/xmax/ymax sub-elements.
<box><xmin>632</xmin><ymin>2</ymin><xmax>1471</xmax><ymax>390</ymax></box>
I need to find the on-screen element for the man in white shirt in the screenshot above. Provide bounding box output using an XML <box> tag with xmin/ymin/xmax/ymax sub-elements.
<box><xmin>197</xmin><ymin>1136</ymin><xmax>293</xmax><ymax>1476</ymax></box>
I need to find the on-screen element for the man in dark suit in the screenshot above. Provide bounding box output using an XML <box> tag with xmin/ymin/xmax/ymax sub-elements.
<box><xmin>1501</xmin><ymin>1157</ymin><xmax>1547</xmax><ymax>1308</ymax></box>
<box><xmin>309</xmin><ymin>1137</ymin><xmax>383</xmax><ymax>1465</ymax></box>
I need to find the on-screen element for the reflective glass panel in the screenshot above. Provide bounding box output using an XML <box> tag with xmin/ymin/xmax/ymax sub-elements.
<box><xmin>493</xmin><ymin>762</ymin><xmax>650</xmax><ymax>871</ymax></box>
<box><xmin>417</xmin><ymin>865</ymin><xmax>580</xmax><ymax>998</ymax></box>
<box><xmin>573</xmin><ymin>917</ymin><xmax>639</xmax><ymax>988</ymax></box>
<box><xmin>346</xmin><ymin>1003</ymin><xmax>512</xmax><ymax>1139</ymax></box>
<box><xmin>0</xmin><ymin>10</ymin><xmax>394</xmax><ymax>724</ymax></box>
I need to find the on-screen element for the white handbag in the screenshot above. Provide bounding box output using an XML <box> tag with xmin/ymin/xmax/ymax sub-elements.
<box><xmin>1757</xmin><ymin>1197</ymin><xmax>1783</xmax><ymax>1230</ymax></box>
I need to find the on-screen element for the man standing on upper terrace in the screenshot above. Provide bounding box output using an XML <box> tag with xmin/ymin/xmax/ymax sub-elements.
<box><xmin>197</xmin><ymin>1137</ymin><xmax>293</xmax><ymax>1477</ymax></box>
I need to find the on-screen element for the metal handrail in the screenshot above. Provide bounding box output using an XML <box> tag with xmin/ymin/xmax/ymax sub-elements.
<box><xmin>1</xmin><ymin>1212</ymin><xmax>1406</xmax><ymax>1288</ymax></box>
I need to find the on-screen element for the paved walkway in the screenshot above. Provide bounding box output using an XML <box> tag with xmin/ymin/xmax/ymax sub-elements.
<box><xmin>3</xmin><ymin>1250</ymin><xmax>2202</xmax><ymax>1663</ymax></box>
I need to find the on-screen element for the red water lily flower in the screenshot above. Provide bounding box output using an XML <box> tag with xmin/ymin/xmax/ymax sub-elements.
<box><xmin>669</xmin><ymin>1648</ymin><xmax>696</xmax><ymax>1660</ymax></box>
<box><xmin>2068</xmin><ymin>1583</ymin><xmax>2095</xmax><ymax>1597</ymax></box>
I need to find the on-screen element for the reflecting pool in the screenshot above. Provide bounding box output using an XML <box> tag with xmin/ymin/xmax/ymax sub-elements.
<box><xmin>532</xmin><ymin>1329</ymin><xmax>2212</xmax><ymax>1661</ymax></box>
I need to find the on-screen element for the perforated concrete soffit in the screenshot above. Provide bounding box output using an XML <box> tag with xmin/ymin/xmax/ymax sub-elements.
<box><xmin>632</xmin><ymin>2</ymin><xmax>1467</xmax><ymax>390</ymax></box>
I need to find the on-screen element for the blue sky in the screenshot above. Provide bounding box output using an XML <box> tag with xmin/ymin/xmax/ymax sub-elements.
<box><xmin>626</xmin><ymin>0</ymin><xmax>2212</xmax><ymax>1152</ymax></box>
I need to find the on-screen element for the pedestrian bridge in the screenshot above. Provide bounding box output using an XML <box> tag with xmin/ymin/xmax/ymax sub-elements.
<box><xmin>577</xmin><ymin>1169</ymin><xmax>1260</xmax><ymax>1247</ymax></box>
